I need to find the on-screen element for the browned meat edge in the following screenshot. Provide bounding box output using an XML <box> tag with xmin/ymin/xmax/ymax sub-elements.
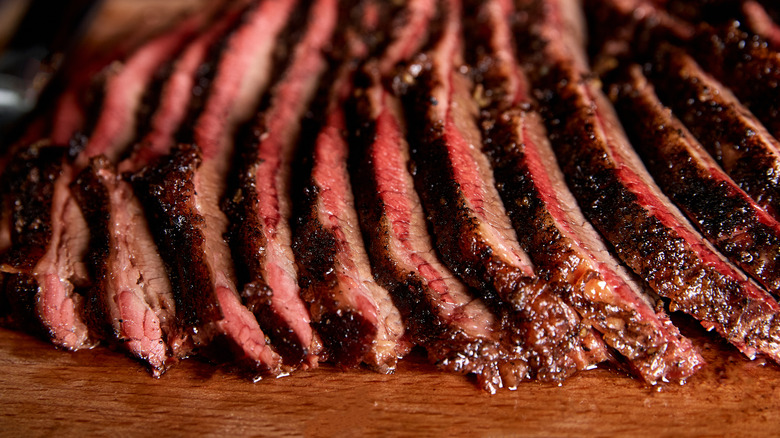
<box><xmin>612</xmin><ymin>64</ymin><xmax>780</xmax><ymax>296</ymax></box>
<box><xmin>349</xmin><ymin>65</ymin><xmax>529</xmax><ymax>390</ymax></box>
<box><xmin>132</xmin><ymin>0</ymin><xmax>302</xmax><ymax>376</ymax></box>
<box><xmin>583</xmin><ymin>0</ymin><xmax>694</xmax><ymax>77</ymax></box>
<box><xmin>521</xmin><ymin>0</ymin><xmax>780</xmax><ymax>364</ymax></box>
<box><xmin>470</xmin><ymin>0</ymin><xmax>701</xmax><ymax>384</ymax></box>
<box><xmin>397</xmin><ymin>0</ymin><xmax>608</xmax><ymax>382</ymax></box>
<box><xmin>648</xmin><ymin>43</ymin><xmax>780</xmax><ymax>222</ymax></box>
<box><xmin>689</xmin><ymin>22</ymin><xmax>780</xmax><ymax>147</ymax></box>
<box><xmin>293</xmin><ymin>4</ymin><xmax>408</xmax><ymax>372</ymax></box>
<box><xmin>1</xmin><ymin>145</ymin><xmax>69</xmax><ymax>336</ymax></box>
<box><xmin>226</xmin><ymin>0</ymin><xmax>333</xmax><ymax>368</ymax></box>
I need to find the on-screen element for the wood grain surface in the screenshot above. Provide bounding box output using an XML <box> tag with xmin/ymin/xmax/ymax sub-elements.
<box><xmin>1</xmin><ymin>314</ymin><xmax>779</xmax><ymax>437</ymax></box>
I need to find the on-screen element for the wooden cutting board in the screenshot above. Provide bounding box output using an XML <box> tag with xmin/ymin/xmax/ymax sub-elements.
<box><xmin>1</xmin><ymin>313</ymin><xmax>779</xmax><ymax>437</ymax></box>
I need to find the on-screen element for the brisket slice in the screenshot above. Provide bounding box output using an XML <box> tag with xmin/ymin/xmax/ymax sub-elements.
<box><xmin>293</xmin><ymin>16</ymin><xmax>409</xmax><ymax>372</ymax></box>
<box><xmin>648</xmin><ymin>43</ymin><xmax>780</xmax><ymax>222</ymax></box>
<box><xmin>71</xmin><ymin>157</ymin><xmax>177</xmax><ymax>374</ymax></box>
<box><xmin>0</xmin><ymin>144</ymin><xmax>93</xmax><ymax>350</ymax></box>
<box><xmin>76</xmin><ymin>13</ymin><xmax>205</xmax><ymax>165</ymax></box>
<box><xmin>62</xmin><ymin>8</ymin><xmax>249</xmax><ymax>375</ymax></box>
<box><xmin>133</xmin><ymin>0</ymin><xmax>300</xmax><ymax>375</ymax></box>
<box><xmin>523</xmin><ymin>0</ymin><xmax>780</xmax><ymax>364</ymax></box>
<box><xmin>612</xmin><ymin>64</ymin><xmax>780</xmax><ymax>296</ymax></box>
<box><xmin>688</xmin><ymin>23</ymin><xmax>780</xmax><ymax>149</ymax></box>
<box><xmin>472</xmin><ymin>0</ymin><xmax>701</xmax><ymax>384</ymax></box>
<box><xmin>227</xmin><ymin>0</ymin><xmax>337</xmax><ymax>368</ymax></box>
<box><xmin>398</xmin><ymin>0</ymin><xmax>607</xmax><ymax>381</ymax></box>
<box><xmin>350</xmin><ymin>68</ymin><xmax>529</xmax><ymax>391</ymax></box>
<box><xmin>126</xmin><ymin>8</ymin><xmax>246</xmax><ymax>170</ymax></box>
<box><xmin>344</xmin><ymin>0</ymin><xmax>527</xmax><ymax>391</ymax></box>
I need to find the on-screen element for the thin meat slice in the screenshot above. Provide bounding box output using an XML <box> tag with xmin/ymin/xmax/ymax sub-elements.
<box><xmin>612</xmin><ymin>64</ymin><xmax>780</xmax><ymax>297</ymax></box>
<box><xmin>648</xmin><ymin>43</ymin><xmax>780</xmax><ymax>222</ymax></box>
<box><xmin>0</xmin><ymin>145</ymin><xmax>93</xmax><ymax>349</ymax></box>
<box><xmin>133</xmin><ymin>0</ymin><xmax>299</xmax><ymax>376</ymax></box>
<box><xmin>398</xmin><ymin>0</ymin><xmax>608</xmax><ymax>381</ymax></box>
<box><xmin>76</xmin><ymin>12</ymin><xmax>207</xmax><ymax>164</ymax></box>
<box><xmin>0</xmin><ymin>12</ymin><xmax>213</xmax><ymax>352</ymax></box>
<box><xmin>126</xmin><ymin>9</ymin><xmax>245</xmax><ymax>171</ymax></box>
<box><xmin>294</xmin><ymin>19</ymin><xmax>409</xmax><ymax>372</ymax></box>
<box><xmin>346</xmin><ymin>0</ymin><xmax>528</xmax><ymax>391</ymax></box>
<box><xmin>71</xmin><ymin>157</ymin><xmax>177</xmax><ymax>373</ymax></box>
<box><xmin>377</xmin><ymin>0</ymin><xmax>437</xmax><ymax>75</ymax></box>
<box><xmin>522</xmin><ymin>0</ymin><xmax>780</xmax><ymax>364</ymax></box>
<box><xmin>65</xmin><ymin>9</ymin><xmax>248</xmax><ymax>374</ymax></box>
<box><xmin>472</xmin><ymin>0</ymin><xmax>702</xmax><ymax>384</ymax></box>
<box><xmin>228</xmin><ymin>0</ymin><xmax>338</xmax><ymax>368</ymax></box>
<box><xmin>689</xmin><ymin>22</ymin><xmax>780</xmax><ymax>150</ymax></box>
<box><xmin>351</xmin><ymin>68</ymin><xmax>529</xmax><ymax>391</ymax></box>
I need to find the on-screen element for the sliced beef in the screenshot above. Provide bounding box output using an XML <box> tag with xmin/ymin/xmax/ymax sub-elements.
<box><xmin>612</xmin><ymin>64</ymin><xmax>780</xmax><ymax>297</ymax></box>
<box><xmin>228</xmin><ymin>0</ymin><xmax>338</xmax><ymax>368</ymax></box>
<box><xmin>132</xmin><ymin>0</ymin><xmax>300</xmax><ymax>376</ymax></box>
<box><xmin>128</xmin><ymin>7</ymin><xmax>245</xmax><ymax>169</ymax></box>
<box><xmin>648</xmin><ymin>43</ymin><xmax>780</xmax><ymax>222</ymax></box>
<box><xmin>398</xmin><ymin>0</ymin><xmax>608</xmax><ymax>382</ymax></box>
<box><xmin>471</xmin><ymin>0</ymin><xmax>702</xmax><ymax>384</ymax></box>
<box><xmin>62</xmin><ymin>8</ymin><xmax>250</xmax><ymax>375</ymax></box>
<box><xmin>293</xmin><ymin>13</ymin><xmax>409</xmax><ymax>372</ymax></box>
<box><xmin>351</xmin><ymin>68</ymin><xmax>529</xmax><ymax>391</ymax></box>
<box><xmin>71</xmin><ymin>157</ymin><xmax>177</xmax><ymax>374</ymax></box>
<box><xmin>377</xmin><ymin>0</ymin><xmax>437</xmax><ymax>75</ymax></box>
<box><xmin>0</xmin><ymin>144</ymin><xmax>93</xmax><ymax>350</ymax></box>
<box><xmin>522</xmin><ymin>0</ymin><xmax>780</xmax><ymax>365</ymax></box>
<box><xmin>76</xmin><ymin>14</ymin><xmax>205</xmax><ymax>164</ymax></box>
<box><xmin>343</xmin><ymin>0</ymin><xmax>528</xmax><ymax>391</ymax></box>
<box><xmin>688</xmin><ymin>23</ymin><xmax>780</xmax><ymax>149</ymax></box>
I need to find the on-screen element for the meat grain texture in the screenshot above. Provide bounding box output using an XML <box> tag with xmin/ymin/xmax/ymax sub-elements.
<box><xmin>3</xmin><ymin>0</ymin><xmax>780</xmax><ymax>391</ymax></box>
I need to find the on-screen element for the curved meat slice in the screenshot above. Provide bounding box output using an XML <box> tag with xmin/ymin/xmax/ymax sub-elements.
<box><xmin>473</xmin><ymin>0</ymin><xmax>702</xmax><ymax>384</ymax></box>
<box><xmin>522</xmin><ymin>0</ymin><xmax>780</xmax><ymax>365</ymax></box>
<box><xmin>689</xmin><ymin>22</ymin><xmax>780</xmax><ymax>150</ymax></box>
<box><xmin>228</xmin><ymin>0</ymin><xmax>338</xmax><ymax>369</ymax></box>
<box><xmin>132</xmin><ymin>0</ymin><xmax>301</xmax><ymax>376</ymax></box>
<box><xmin>648</xmin><ymin>43</ymin><xmax>780</xmax><ymax>222</ymax></box>
<box><xmin>613</xmin><ymin>64</ymin><xmax>780</xmax><ymax>297</ymax></box>
<box><xmin>352</xmin><ymin>70</ymin><xmax>529</xmax><ymax>391</ymax></box>
<box><xmin>398</xmin><ymin>0</ymin><xmax>608</xmax><ymax>382</ymax></box>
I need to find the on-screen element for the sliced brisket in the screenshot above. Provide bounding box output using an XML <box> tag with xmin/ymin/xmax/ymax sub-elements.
<box><xmin>132</xmin><ymin>0</ymin><xmax>300</xmax><ymax>376</ymax></box>
<box><xmin>398</xmin><ymin>0</ymin><xmax>608</xmax><ymax>381</ymax></box>
<box><xmin>228</xmin><ymin>0</ymin><xmax>338</xmax><ymax>368</ymax></box>
<box><xmin>0</xmin><ymin>144</ymin><xmax>93</xmax><ymax>349</ymax></box>
<box><xmin>612</xmin><ymin>64</ymin><xmax>780</xmax><ymax>296</ymax></box>
<box><xmin>472</xmin><ymin>0</ymin><xmax>702</xmax><ymax>384</ymax></box>
<box><xmin>648</xmin><ymin>43</ymin><xmax>780</xmax><ymax>222</ymax></box>
<box><xmin>351</xmin><ymin>68</ymin><xmax>529</xmax><ymax>390</ymax></box>
<box><xmin>293</xmin><ymin>13</ymin><xmax>409</xmax><ymax>372</ymax></box>
<box><xmin>522</xmin><ymin>0</ymin><xmax>780</xmax><ymax>364</ymax></box>
<box><xmin>77</xmin><ymin>13</ymin><xmax>205</xmax><ymax>164</ymax></box>
<box><xmin>688</xmin><ymin>22</ymin><xmax>780</xmax><ymax>149</ymax></box>
<box><xmin>344</xmin><ymin>0</ymin><xmax>528</xmax><ymax>391</ymax></box>
<box><xmin>583</xmin><ymin>0</ymin><xmax>694</xmax><ymax>76</ymax></box>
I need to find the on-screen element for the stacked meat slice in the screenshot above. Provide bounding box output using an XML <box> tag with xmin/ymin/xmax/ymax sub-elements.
<box><xmin>5</xmin><ymin>0</ymin><xmax>780</xmax><ymax>391</ymax></box>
